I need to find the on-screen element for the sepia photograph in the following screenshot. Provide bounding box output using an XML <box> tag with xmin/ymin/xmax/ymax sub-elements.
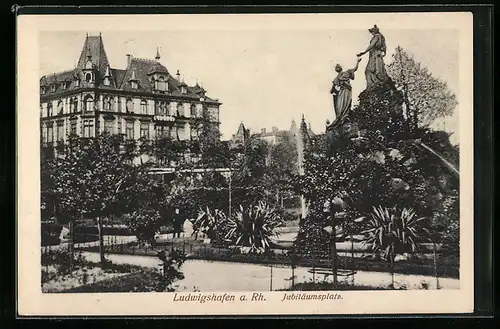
<box><xmin>17</xmin><ymin>12</ymin><xmax>474</xmax><ymax>316</ymax></box>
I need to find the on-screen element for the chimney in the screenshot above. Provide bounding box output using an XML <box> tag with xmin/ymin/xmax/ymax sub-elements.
<box><xmin>261</xmin><ymin>128</ymin><xmax>266</xmax><ymax>135</ymax></box>
<box><xmin>126</xmin><ymin>54</ymin><xmax>133</xmax><ymax>67</ymax></box>
<box><xmin>176</xmin><ymin>70</ymin><xmax>181</xmax><ymax>81</ymax></box>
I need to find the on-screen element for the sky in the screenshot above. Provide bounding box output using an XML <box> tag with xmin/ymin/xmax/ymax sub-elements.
<box><xmin>39</xmin><ymin>27</ymin><xmax>460</xmax><ymax>144</ymax></box>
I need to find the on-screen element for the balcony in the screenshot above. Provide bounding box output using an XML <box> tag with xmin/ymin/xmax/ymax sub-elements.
<box><xmin>153</xmin><ymin>115</ymin><xmax>176</xmax><ymax>122</ymax></box>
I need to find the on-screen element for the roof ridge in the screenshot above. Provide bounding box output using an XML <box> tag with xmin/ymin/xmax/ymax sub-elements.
<box><xmin>133</xmin><ymin>57</ymin><xmax>156</xmax><ymax>63</ymax></box>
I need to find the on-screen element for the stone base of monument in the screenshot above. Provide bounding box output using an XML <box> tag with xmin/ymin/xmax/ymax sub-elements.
<box><xmin>325</xmin><ymin>120</ymin><xmax>360</xmax><ymax>155</ymax></box>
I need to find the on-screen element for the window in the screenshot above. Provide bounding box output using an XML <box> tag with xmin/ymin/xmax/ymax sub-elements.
<box><xmin>75</xmin><ymin>79</ymin><xmax>80</xmax><ymax>87</ymax></box>
<box><xmin>126</xmin><ymin>121</ymin><xmax>134</xmax><ymax>140</ymax></box>
<box><xmin>83</xmin><ymin>119</ymin><xmax>94</xmax><ymax>138</ymax></box>
<box><xmin>126</xmin><ymin>99</ymin><xmax>133</xmax><ymax>113</ymax></box>
<box><xmin>85</xmin><ymin>73</ymin><xmax>92</xmax><ymax>82</ymax></box>
<box><xmin>177</xmin><ymin>126</ymin><xmax>185</xmax><ymax>140</ymax></box>
<box><xmin>47</xmin><ymin>104</ymin><xmax>53</xmax><ymax>117</ymax></box>
<box><xmin>181</xmin><ymin>86</ymin><xmax>187</xmax><ymax>94</ymax></box>
<box><xmin>117</xmin><ymin>99</ymin><xmax>122</xmax><ymax>113</ymax></box>
<box><xmin>141</xmin><ymin>100</ymin><xmax>148</xmax><ymax>114</ymax></box>
<box><xmin>117</xmin><ymin>120</ymin><xmax>122</xmax><ymax>135</ymax></box>
<box><xmin>70</xmin><ymin>98</ymin><xmax>78</xmax><ymax>113</ymax></box>
<box><xmin>104</xmin><ymin>120</ymin><xmax>114</xmax><ymax>134</ymax></box>
<box><xmin>190</xmin><ymin>127</ymin><xmax>198</xmax><ymax>140</ymax></box>
<box><xmin>40</xmin><ymin>87</ymin><xmax>45</xmax><ymax>95</ymax></box>
<box><xmin>57</xmin><ymin>101</ymin><xmax>63</xmax><ymax>115</ymax></box>
<box><xmin>70</xmin><ymin>120</ymin><xmax>77</xmax><ymax>135</ymax></box>
<box><xmin>167</xmin><ymin>102</ymin><xmax>175</xmax><ymax>116</ymax></box>
<box><xmin>140</xmin><ymin>122</ymin><xmax>149</xmax><ymax>139</ymax></box>
<box><xmin>42</xmin><ymin>125</ymin><xmax>47</xmax><ymax>142</ymax></box>
<box><xmin>109</xmin><ymin>97</ymin><xmax>115</xmax><ymax>112</ymax></box>
<box><xmin>84</xmin><ymin>96</ymin><xmax>94</xmax><ymax>112</ymax></box>
<box><xmin>103</xmin><ymin>77</ymin><xmax>110</xmax><ymax>86</ymax></box>
<box><xmin>176</xmin><ymin>103</ymin><xmax>184</xmax><ymax>117</ymax></box>
<box><xmin>103</xmin><ymin>97</ymin><xmax>110</xmax><ymax>111</ymax></box>
<box><xmin>190</xmin><ymin>104</ymin><xmax>197</xmax><ymax>117</ymax></box>
<box><xmin>57</xmin><ymin>121</ymin><xmax>64</xmax><ymax>141</ymax></box>
<box><xmin>131</xmin><ymin>81</ymin><xmax>138</xmax><ymax>89</ymax></box>
<box><xmin>155</xmin><ymin>125</ymin><xmax>169</xmax><ymax>138</ymax></box>
<box><xmin>47</xmin><ymin>125</ymin><xmax>53</xmax><ymax>142</ymax></box>
<box><xmin>51</xmin><ymin>85</ymin><xmax>56</xmax><ymax>92</ymax></box>
<box><xmin>170</xmin><ymin>126</ymin><xmax>177</xmax><ymax>139</ymax></box>
<box><xmin>157</xmin><ymin>77</ymin><xmax>167</xmax><ymax>91</ymax></box>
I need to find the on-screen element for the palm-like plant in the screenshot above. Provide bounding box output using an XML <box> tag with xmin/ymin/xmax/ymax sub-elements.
<box><xmin>360</xmin><ymin>206</ymin><xmax>425</xmax><ymax>288</ymax></box>
<box><xmin>192</xmin><ymin>207</ymin><xmax>228</xmax><ymax>244</ymax></box>
<box><xmin>225</xmin><ymin>201</ymin><xmax>284</xmax><ymax>254</ymax></box>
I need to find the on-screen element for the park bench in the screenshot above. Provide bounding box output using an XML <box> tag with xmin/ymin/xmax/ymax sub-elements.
<box><xmin>308</xmin><ymin>267</ymin><xmax>356</xmax><ymax>277</ymax></box>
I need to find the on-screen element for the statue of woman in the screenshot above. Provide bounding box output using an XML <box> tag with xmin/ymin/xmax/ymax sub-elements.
<box><xmin>357</xmin><ymin>25</ymin><xmax>390</xmax><ymax>88</ymax></box>
<box><xmin>329</xmin><ymin>57</ymin><xmax>362</xmax><ymax>126</ymax></box>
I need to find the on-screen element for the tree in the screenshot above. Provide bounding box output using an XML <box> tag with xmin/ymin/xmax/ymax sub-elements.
<box><xmin>294</xmin><ymin>80</ymin><xmax>459</xmax><ymax>272</ymax></box>
<box><xmin>386</xmin><ymin>46</ymin><xmax>458</xmax><ymax>128</ymax></box>
<box><xmin>51</xmin><ymin>133</ymin><xmax>152</xmax><ymax>266</ymax></box>
<box><xmin>265</xmin><ymin>133</ymin><xmax>299</xmax><ymax>208</ymax></box>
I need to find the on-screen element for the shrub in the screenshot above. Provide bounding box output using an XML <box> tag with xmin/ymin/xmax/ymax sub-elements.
<box><xmin>41</xmin><ymin>223</ymin><xmax>62</xmax><ymax>246</ymax></box>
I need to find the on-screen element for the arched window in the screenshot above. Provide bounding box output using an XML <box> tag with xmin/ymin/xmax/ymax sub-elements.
<box><xmin>126</xmin><ymin>98</ymin><xmax>133</xmax><ymax>113</ymax></box>
<box><xmin>84</xmin><ymin>95</ymin><xmax>94</xmax><ymax>112</ymax></box>
<box><xmin>57</xmin><ymin>101</ymin><xmax>64</xmax><ymax>115</ymax></box>
<box><xmin>190</xmin><ymin>104</ymin><xmax>197</xmax><ymax>118</ymax></box>
<box><xmin>85</xmin><ymin>73</ymin><xmax>92</xmax><ymax>82</ymax></box>
<box><xmin>141</xmin><ymin>100</ymin><xmax>148</xmax><ymax>114</ymax></box>
<box><xmin>176</xmin><ymin>103</ymin><xmax>184</xmax><ymax>117</ymax></box>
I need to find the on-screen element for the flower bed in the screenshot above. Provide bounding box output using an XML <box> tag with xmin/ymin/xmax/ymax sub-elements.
<box><xmin>42</xmin><ymin>265</ymin><xmax>129</xmax><ymax>293</ymax></box>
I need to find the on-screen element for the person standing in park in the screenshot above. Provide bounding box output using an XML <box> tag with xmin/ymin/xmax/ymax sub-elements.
<box><xmin>172</xmin><ymin>208</ymin><xmax>184</xmax><ymax>239</ymax></box>
<box><xmin>357</xmin><ymin>24</ymin><xmax>390</xmax><ymax>88</ymax></box>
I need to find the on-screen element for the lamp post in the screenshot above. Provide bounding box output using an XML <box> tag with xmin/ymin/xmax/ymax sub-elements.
<box><xmin>323</xmin><ymin>196</ymin><xmax>346</xmax><ymax>289</ymax></box>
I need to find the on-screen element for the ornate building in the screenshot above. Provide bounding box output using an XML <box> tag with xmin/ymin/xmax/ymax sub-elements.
<box><xmin>39</xmin><ymin>33</ymin><xmax>222</xmax><ymax>157</ymax></box>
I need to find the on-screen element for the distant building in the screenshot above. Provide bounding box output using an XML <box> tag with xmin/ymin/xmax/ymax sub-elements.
<box><xmin>230</xmin><ymin>122</ymin><xmax>250</xmax><ymax>149</ymax></box>
<box><xmin>253</xmin><ymin>118</ymin><xmax>313</xmax><ymax>146</ymax></box>
<box><xmin>39</xmin><ymin>33</ymin><xmax>221</xmax><ymax>165</ymax></box>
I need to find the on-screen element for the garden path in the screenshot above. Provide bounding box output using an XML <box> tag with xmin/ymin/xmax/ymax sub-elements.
<box><xmin>81</xmin><ymin>252</ymin><xmax>460</xmax><ymax>292</ymax></box>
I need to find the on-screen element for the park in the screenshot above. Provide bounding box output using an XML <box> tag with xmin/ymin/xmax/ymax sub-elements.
<box><xmin>40</xmin><ymin>25</ymin><xmax>460</xmax><ymax>293</ymax></box>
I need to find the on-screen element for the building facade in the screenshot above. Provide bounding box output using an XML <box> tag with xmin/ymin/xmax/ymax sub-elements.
<box><xmin>252</xmin><ymin>118</ymin><xmax>313</xmax><ymax>146</ymax></box>
<box><xmin>40</xmin><ymin>33</ymin><xmax>222</xmax><ymax>156</ymax></box>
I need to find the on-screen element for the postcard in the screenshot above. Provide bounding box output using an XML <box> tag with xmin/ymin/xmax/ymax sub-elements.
<box><xmin>17</xmin><ymin>12</ymin><xmax>474</xmax><ymax>316</ymax></box>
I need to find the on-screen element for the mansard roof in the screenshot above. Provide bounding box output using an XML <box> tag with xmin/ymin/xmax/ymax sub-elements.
<box><xmin>39</xmin><ymin>33</ymin><xmax>221</xmax><ymax>105</ymax></box>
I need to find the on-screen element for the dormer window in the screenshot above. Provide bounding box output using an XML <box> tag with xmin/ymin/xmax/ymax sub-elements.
<box><xmin>75</xmin><ymin>79</ymin><xmax>80</xmax><ymax>87</ymax></box>
<box><xmin>129</xmin><ymin>69</ymin><xmax>139</xmax><ymax>90</ymax></box>
<box><xmin>51</xmin><ymin>85</ymin><xmax>56</xmax><ymax>92</ymax></box>
<box><xmin>40</xmin><ymin>86</ymin><xmax>45</xmax><ymax>95</ymax></box>
<box><xmin>85</xmin><ymin>73</ymin><xmax>92</xmax><ymax>82</ymax></box>
<box><xmin>103</xmin><ymin>65</ymin><xmax>112</xmax><ymax>86</ymax></box>
<box><xmin>181</xmin><ymin>85</ymin><xmax>187</xmax><ymax>94</ymax></box>
<box><xmin>156</xmin><ymin>76</ymin><xmax>167</xmax><ymax>92</ymax></box>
